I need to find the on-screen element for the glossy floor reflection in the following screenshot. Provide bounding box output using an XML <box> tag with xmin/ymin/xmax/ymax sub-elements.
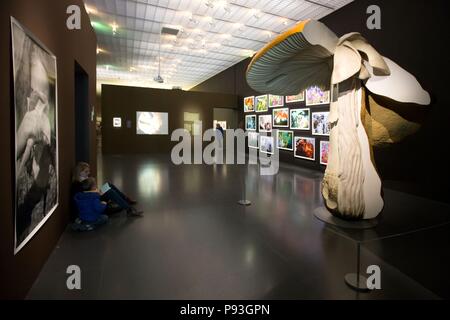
<box><xmin>28</xmin><ymin>154</ymin><xmax>449</xmax><ymax>299</ymax></box>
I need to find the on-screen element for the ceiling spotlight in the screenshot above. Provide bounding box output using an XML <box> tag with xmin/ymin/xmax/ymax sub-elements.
<box><xmin>250</xmin><ymin>9</ymin><xmax>261</xmax><ymax>19</ymax></box>
<box><xmin>281</xmin><ymin>18</ymin><xmax>289</xmax><ymax>26</ymax></box>
<box><xmin>111</xmin><ymin>22</ymin><xmax>118</xmax><ymax>35</ymax></box>
<box><xmin>187</xmin><ymin>12</ymin><xmax>199</xmax><ymax>25</ymax></box>
<box><xmin>234</xmin><ymin>23</ymin><xmax>244</xmax><ymax>32</ymax></box>
<box><xmin>96</xmin><ymin>47</ymin><xmax>102</xmax><ymax>54</ymax></box>
<box><xmin>204</xmin><ymin>16</ymin><xmax>216</xmax><ymax>28</ymax></box>
<box><xmin>205</xmin><ymin>0</ymin><xmax>215</xmax><ymax>8</ymax></box>
<box><xmin>265</xmin><ymin>31</ymin><xmax>273</xmax><ymax>39</ymax></box>
<box><xmin>217</xmin><ymin>0</ymin><xmax>231</xmax><ymax>13</ymax></box>
<box><xmin>223</xmin><ymin>5</ymin><xmax>231</xmax><ymax>14</ymax></box>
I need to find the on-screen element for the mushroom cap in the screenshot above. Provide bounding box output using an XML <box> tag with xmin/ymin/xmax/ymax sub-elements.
<box><xmin>246</xmin><ymin>20</ymin><xmax>338</xmax><ymax>95</ymax></box>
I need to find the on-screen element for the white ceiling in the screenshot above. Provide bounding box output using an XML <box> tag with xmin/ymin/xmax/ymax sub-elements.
<box><xmin>84</xmin><ymin>0</ymin><xmax>353</xmax><ymax>91</ymax></box>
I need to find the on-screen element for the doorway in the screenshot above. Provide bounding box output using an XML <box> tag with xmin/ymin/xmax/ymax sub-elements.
<box><xmin>74</xmin><ymin>62</ymin><xmax>90</xmax><ymax>163</ymax></box>
<box><xmin>213</xmin><ymin>107</ymin><xmax>238</xmax><ymax>130</ymax></box>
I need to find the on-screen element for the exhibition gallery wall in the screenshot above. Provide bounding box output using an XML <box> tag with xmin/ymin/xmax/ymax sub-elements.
<box><xmin>192</xmin><ymin>0</ymin><xmax>450</xmax><ymax>206</ymax></box>
<box><xmin>101</xmin><ymin>85</ymin><xmax>238</xmax><ymax>154</ymax></box>
<box><xmin>0</xmin><ymin>0</ymin><xmax>97</xmax><ymax>299</ymax></box>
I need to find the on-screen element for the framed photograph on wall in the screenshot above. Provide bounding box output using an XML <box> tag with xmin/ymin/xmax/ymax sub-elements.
<box><xmin>213</xmin><ymin>120</ymin><xmax>227</xmax><ymax>130</ymax></box>
<box><xmin>286</xmin><ymin>92</ymin><xmax>305</xmax><ymax>103</ymax></box>
<box><xmin>269</xmin><ymin>94</ymin><xmax>284</xmax><ymax>108</ymax></box>
<box><xmin>272</xmin><ymin>108</ymin><xmax>289</xmax><ymax>128</ymax></box>
<box><xmin>295</xmin><ymin>137</ymin><xmax>316</xmax><ymax>161</ymax></box>
<box><xmin>113</xmin><ymin>117</ymin><xmax>122</xmax><ymax>128</ymax></box>
<box><xmin>244</xmin><ymin>96</ymin><xmax>255</xmax><ymax>113</ymax></box>
<box><xmin>312</xmin><ymin>112</ymin><xmax>330</xmax><ymax>136</ymax></box>
<box><xmin>255</xmin><ymin>95</ymin><xmax>268</xmax><ymax>113</ymax></box>
<box><xmin>248</xmin><ymin>132</ymin><xmax>259</xmax><ymax>149</ymax></box>
<box><xmin>260</xmin><ymin>135</ymin><xmax>274</xmax><ymax>155</ymax></box>
<box><xmin>320</xmin><ymin>141</ymin><xmax>330</xmax><ymax>165</ymax></box>
<box><xmin>277</xmin><ymin>130</ymin><xmax>294</xmax><ymax>151</ymax></box>
<box><xmin>11</xmin><ymin>17</ymin><xmax>59</xmax><ymax>254</ymax></box>
<box><xmin>258</xmin><ymin>114</ymin><xmax>272</xmax><ymax>132</ymax></box>
<box><xmin>290</xmin><ymin>108</ymin><xmax>310</xmax><ymax>130</ymax></box>
<box><xmin>306</xmin><ymin>85</ymin><xmax>330</xmax><ymax>106</ymax></box>
<box><xmin>245</xmin><ymin>115</ymin><xmax>257</xmax><ymax>131</ymax></box>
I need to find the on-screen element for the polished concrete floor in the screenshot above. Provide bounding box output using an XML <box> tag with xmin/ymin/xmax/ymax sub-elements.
<box><xmin>27</xmin><ymin>153</ymin><xmax>450</xmax><ymax>299</ymax></box>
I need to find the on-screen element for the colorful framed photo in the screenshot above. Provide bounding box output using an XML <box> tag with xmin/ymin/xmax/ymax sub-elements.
<box><xmin>269</xmin><ymin>94</ymin><xmax>284</xmax><ymax>108</ymax></box>
<box><xmin>272</xmin><ymin>108</ymin><xmax>289</xmax><ymax>128</ymax></box>
<box><xmin>260</xmin><ymin>135</ymin><xmax>275</xmax><ymax>155</ymax></box>
<box><xmin>312</xmin><ymin>112</ymin><xmax>330</xmax><ymax>136</ymax></box>
<box><xmin>255</xmin><ymin>95</ymin><xmax>269</xmax><ymax>113</ymax></box>
<box><xmin>248</xmin><ymin>132</ymin><xmax>259</xmax><ymax>149</ymax></box>
<box><xmin>290</xmin><ymin>108</ymin><xmax>310</xmax><ymax>130</ymax></box>
<box><xmin>320</xmin><ymin>141</ymin><xmax>330</xmax><ymax>165</ymax></box>
<box><xmin>306</xmin><ymin>85</ymin><xmax>330</xmax><ymax>106</ymax></box>
<box><xmin>259</xmin><ymin>115</ymin><xmax>272</xmax><ymax>132</ymax></box>
<box><xmin>245</xmin><ymin>115</ymin><xmax>257</xmax><ymax>131</ymax></box>
<box><xmin>277</xmin><ymin>130</ymin><xmax>294</xmax><ymax>151</ymax></box>
<box><xmin>244</xmin><ymin>96</ymin><xmax>255</xmax><ymax>113</ymax></box>
<box><xmin>295</xmin><ymin>137</ymin><xmax>316</xmax><ymax>161</ymax></box>
<box><xmin>286</xmin><ymin>92</ymin><xmax>305</xmax><ymax>103</ymax></box>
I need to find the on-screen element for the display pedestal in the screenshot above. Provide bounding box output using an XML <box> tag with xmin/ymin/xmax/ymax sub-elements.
<box><xmin>314</xmin><ymin>207</ymin><xmax>378</xmax><ymax>230</ymax></box>
<box><xmin>237</xmin><ymin>200</ymin><xmax>251</xmax><ymax>206</ymax></box>
<box><xmin>238</xmin><ymin>163</ymin><xmax>251</xmax><ymax>207</ymax></box>
<box><xmin>344</xmin><ymin>242</ymin><xmax>369</xmax><ymax>292</ymax></box>
<box><xmin>345</xmin><ymin>274</ymin><xmax>369</xmax><ymax>292</ymax></box>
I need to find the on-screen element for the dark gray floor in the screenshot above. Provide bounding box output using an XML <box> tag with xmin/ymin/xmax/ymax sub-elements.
<box><xmin>27</xmin><ymin>153</ymin><xmax>450</xmax><ymax>299</ymax></box>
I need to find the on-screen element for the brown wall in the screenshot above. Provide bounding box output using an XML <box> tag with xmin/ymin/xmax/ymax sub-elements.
<box><xmin>191</xmin><ymin>0</ymin><xmax>450</xmax><ymax>204</ymax></box>
<box><xmin>0</xmin><ymin>0</ymin><xmax>97</xmax><ymax>299</ymax></box>
<box><xmin>102</xmin><ymin>85</ymin><xmax>238</xmax><ymax>154</ymax></box>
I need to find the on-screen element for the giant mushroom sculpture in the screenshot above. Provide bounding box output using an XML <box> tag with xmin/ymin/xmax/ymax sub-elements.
<box><xmin>246</xmin><ymin>20</ymin><xmax>430</xmax><ymax>221</ymax></box>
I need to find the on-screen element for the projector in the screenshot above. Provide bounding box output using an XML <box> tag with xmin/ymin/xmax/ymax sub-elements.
<box><xmin>154</xmin><ymin>75</ymin><xmax>164</xmax><ymax>83</ymax></box>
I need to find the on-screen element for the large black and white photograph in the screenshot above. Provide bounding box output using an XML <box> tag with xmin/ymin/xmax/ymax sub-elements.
<box><xmin>12</xmin><ymin>17</ymin><xmax>58</xmax><ymax>254</ymax></box>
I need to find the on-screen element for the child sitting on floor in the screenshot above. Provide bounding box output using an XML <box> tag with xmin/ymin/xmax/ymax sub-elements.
<box><xmin>72</xmin><ymin>177</ymin><xmax>108</xmax><ymax>231</ymax></box>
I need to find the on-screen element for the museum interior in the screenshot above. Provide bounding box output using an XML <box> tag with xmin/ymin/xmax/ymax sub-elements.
<box><xmin>1</xmin><ymin>0</ymin><xmax>450</xmax><ymax>301</ymax></box>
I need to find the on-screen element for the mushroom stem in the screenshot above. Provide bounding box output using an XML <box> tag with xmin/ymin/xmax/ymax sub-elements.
<box><xmin>322</xmin><ymin>80</ymin><xmax>384</xmax><ymax>220</ymax></box>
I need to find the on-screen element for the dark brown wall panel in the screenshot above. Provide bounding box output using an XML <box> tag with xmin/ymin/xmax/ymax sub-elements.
<box><xmin>102</xmin><ymin>85</ymin><xmax>238</xmax><ymax>154</ymax></box>
<box><xmin>0</xmin><ymin>0</ymin><xmax>97</xmax><ymax>299</ymax></box>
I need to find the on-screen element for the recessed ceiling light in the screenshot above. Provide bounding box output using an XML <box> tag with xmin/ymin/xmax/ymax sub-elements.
<box><xmin>110</xmin><ymin>22</ymin><xmax>118</xmax><ymax>35</ymax></box>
